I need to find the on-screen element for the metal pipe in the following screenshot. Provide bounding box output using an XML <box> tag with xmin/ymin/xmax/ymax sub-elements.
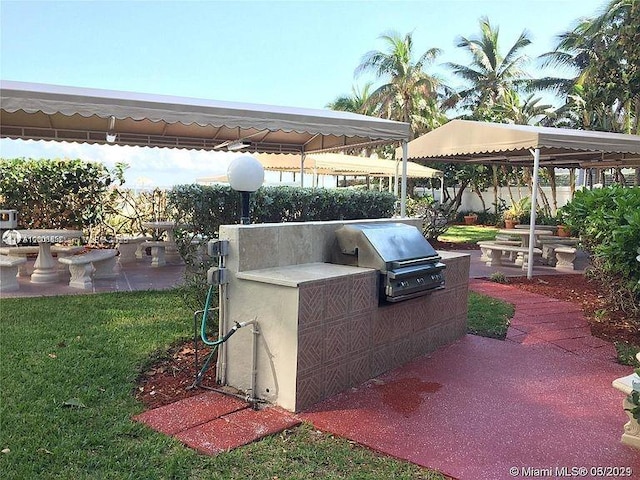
<box><xmin>527</xmin><ymin>148</ymin><xmax>541</xmax><ymax>279</ymax></box>
<box><xmin>216</xmin><ymin>252</ymin><xmax>227</xmax><ymax>385</ymax></box>
<box><xmin>249</xmin><ymin>321</ymin><xmax>260</xmax><ymax>409</ymax></box>
<box><xmin>401</xmin><ymin>141</ymin><xmax>408</xmax><ymax>217</ymax></box>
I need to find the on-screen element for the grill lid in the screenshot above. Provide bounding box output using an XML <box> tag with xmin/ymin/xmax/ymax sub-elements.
<box><xmin>335</xmin><ymin>223</ymin><xmax>439</xmax><ymax>264</ymax></box>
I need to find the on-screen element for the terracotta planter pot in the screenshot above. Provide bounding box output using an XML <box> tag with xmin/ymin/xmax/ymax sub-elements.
<box><xmin>504</xmin><ymin>219</ymin><xmax>517</xmax><ymax>229</ymax></box>
<box><xmin>557</xmin><ymin>225</ymin><xmax>571</xmax><ymax>237</ymax></box>
<box><xmin>464</xmin><ymin>215</ymin><xmax>478</xmax><ymax>225</ymax></box>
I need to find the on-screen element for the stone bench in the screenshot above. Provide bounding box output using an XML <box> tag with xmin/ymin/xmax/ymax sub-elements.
<box><xmin>51</xmin><ymin>245</ymin><xmax>85</xmax><ymax>276</ymax></box>
<box><xmin>116</xmin><ymin>235</ymin><xmax>150</xmax><ymax>264</ymax></box>
<box><xmin>58</xmin><ymin>249</ymin><xmax>119</xmax><ymax>289</ymax></box>
<box><xmin>0</xmin><ymin>246</ymin><xmax>38</xmax><ymax>277</ymax></box>
<box><xmin>478</xmin><ymin>241</ymin><xmax>542</xmax><ymax>270</ymax></box>
<box><xmin>611</xmin><ymin>353</ymin><xmax>640</xmax><ymax>450</ymax></box>
<box><xmin>478</xmin><ymin>239</ymin><xmax>520</xmax><ymax>262</ymax></box>
<box><xmin>141</xmin><ymin>241</ymin><xmax>167</xmax><ymax>267</ymax></box>
<box><xmin>0</xmin><ymin>255</ymin><xmax>27</xmax><ymax>292</ymax></box>
<box><xmin>554</xmin><ymin>246</ymin><xmax>577</xmax><ymax>270</ymax></box>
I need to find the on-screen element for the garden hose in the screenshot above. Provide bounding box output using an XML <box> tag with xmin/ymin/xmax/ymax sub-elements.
<box><xmin>193</xmin><ymin>284</ymin><xmax>250</xmax><ymax>387</ymax></box>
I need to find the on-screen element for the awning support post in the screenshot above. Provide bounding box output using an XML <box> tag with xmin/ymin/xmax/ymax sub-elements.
<box><xmin>401</xmin><ymin>141</ymin><xmax>408</xmax><ymax>217</ymax></box>
<box><xmin>300</xmin><ymin>152</ymin><xmax>306</xmax><ymax>188</ymax></box>
<box><xmin>527</xmin><ymin>148</ymin><xmax>540</xmax><ymax>279</ymax></box>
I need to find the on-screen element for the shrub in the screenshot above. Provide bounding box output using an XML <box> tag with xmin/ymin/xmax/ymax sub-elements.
<box><xmin>0</xmin><ymin>158</ymin><xmax>118</xmax><ymax>238</ymax></box>
<box><xmin>166</xmin><ymin>184</ymin><xmax>396</xmax><ymax>238</ymax></box>
<box><xmin>560</xmin><ymin>186</ymin><xmax>640</xmax><ymax>317</ymax></box>
<box><xmin>166</xmin><ymin>184</ymin><xmax>396</xmax><ymax>294</ymax></box>
<box><xmin>489</xmin><ymin>271</ymin><xmax>509</xmax><ymax>284</ymax></box>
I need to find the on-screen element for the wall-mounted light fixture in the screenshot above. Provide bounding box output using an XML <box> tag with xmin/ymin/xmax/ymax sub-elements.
<box><xmin>227</xmin><ymin>154</ymin><xmax>265</xmax><ymax>224</ymax></box>
<box><xmin>214</xmin><ymin>139</ymin><xmax>251</xmax><ymax>151</ymax></box>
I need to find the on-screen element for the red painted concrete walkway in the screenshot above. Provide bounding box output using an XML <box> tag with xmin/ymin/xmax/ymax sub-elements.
<box><xmin>134</xmin><ymin>391</ymin><xmax>300</xmax><ymax>455</ymax></box>
<box><xmin>134</xmin><ymin>280</ymin><xmax>639</xmax><ymax>479</ymax></box>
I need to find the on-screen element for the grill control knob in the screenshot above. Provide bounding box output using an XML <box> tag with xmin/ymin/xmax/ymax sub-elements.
<box><xmin>399</xmin><ymin>281</ymin><xmax>409</xmax><ymax>288</ymax></box>
<box><xmin>416</xmin><ymin>277</ymin><xmax>425</xmax><ymax>285</ymax></box>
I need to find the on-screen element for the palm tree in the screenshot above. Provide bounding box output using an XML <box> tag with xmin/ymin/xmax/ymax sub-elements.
<box><xmin>446</xmin><ymin>17</ymin><xmax>532</xmax><ymax>116</ymax></box>
<box><xmin>355</xmin><ymin>31</ymin><xmax>446</xmax><ymax>138</ymax></box>
<box><xmin>536</xmin><ymin>0</ymin><xmax>639</xmax><ymax>133</ymax></box>
<box><xmin>326</xmin><ymin>82</ymin><xmax>377</xmax><ymax>116</ymax></box>
<box><xmin>492</xmin><ymin>90</ymin><xmax>555</xmax><ymax>125</ymax></box>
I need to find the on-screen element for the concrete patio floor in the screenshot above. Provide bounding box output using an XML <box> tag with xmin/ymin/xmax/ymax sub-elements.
<box><xmin>1</xmin><ymin>247</ymin><xmax>588</xmax><ymax>299</ymax></box>
<box><xmin>1</xmin><ymin>256</ymin><xmax>185</xmax><ymax>298</ymax></box>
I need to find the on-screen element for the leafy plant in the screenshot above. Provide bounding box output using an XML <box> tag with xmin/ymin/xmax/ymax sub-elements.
<box><xmin>626</xmin><ymin>365</ymin><xmax>640</xmax><ymax>423</ymax></box>
<box><xmin>420</xmin><ymin>201</ymin><xmax>457</xmax><ymax>240</ymax></box>
<box><xmin>0</xmin><ymin>158</ymin><xmax>121</xmax><ymax>241</ymax></box>
<box><xmin>560</xmin><ymin>186</ymin><xmax>640</xmax><ymax>317</ymax></box>
<box><xmin>489</xmin><ymin>271</ymin><xmax>509</xmax><ymax>284</ymax></box>
<box><xmin>503</xmin><ymin>197</ymin><xmax>531</xmax><ymax>222</ymax></box>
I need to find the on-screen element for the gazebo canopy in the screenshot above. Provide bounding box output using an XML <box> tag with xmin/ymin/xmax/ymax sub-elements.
<box><xmin>396</xmin><ymin>119</ymin><xmax>640</xmax><ymax>279</ymax></box>
<box><xmin>396</xmin><ymin>119</ymin><xmax>640</xmax><ymax>168</ymax></box>
<box><xmin>254</xmin><ymin>152</ymin><xmax>442</xmax><ymax>178</ymax></box>
<box><xmin>1</xmin><ymin>81</ymin><xmax>410</xmax><ymax>154</ymax></box>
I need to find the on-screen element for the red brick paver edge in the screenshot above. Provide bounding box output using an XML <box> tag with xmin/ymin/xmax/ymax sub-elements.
<box><xmin>469</xmin><ymin>278</ymin><xmax>618</xmax><ymax>362</ymax></box>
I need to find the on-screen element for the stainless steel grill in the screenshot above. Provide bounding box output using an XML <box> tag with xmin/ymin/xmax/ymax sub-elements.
<box><xmin>333</xmin><ymin>223</ymin><xmax>445</xmax><ymax>303</ymax></box>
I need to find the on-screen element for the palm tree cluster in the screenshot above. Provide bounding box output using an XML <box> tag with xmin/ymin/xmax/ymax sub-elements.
<box><xmin>328</xmin><ymin>0</ymin><xmax>639</xmax><ymax>136</ymax></box>
<box><xmin>326</xmin><ymin>0</ymin><xmax>639</xmax><ymax>208</ymax></box>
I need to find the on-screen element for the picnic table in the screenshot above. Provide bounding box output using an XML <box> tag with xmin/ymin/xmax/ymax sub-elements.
<box><xmin>15</xmin><ymin>229</ymin><xmax>83</xmax><ymax>283</ymax></box>
<box><xmin>141</xmin><ymin>221</ymin><xmax>183</xmax><ymax>264</ymax></box>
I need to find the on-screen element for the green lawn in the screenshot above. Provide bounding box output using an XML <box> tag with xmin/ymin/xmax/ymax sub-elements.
<box><xmin>467</xmin><ymin>292</ymin><xmax>514</xmax><ymax>339</ymax></box>
<box><xmin>0</xmin><ymin>291</ymin><xmax>448</xmax><ymax>480</ymax></box>
<box><xmin>439</xmin><ymin>225</ymin><xmax>498</xmax><ymax>244</ymax></box>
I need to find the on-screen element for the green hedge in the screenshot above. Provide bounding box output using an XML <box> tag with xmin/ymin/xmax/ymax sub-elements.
<box><xmin>0</xmin><ymin>158</ymin><xmax>116</xmax><ymax>230</ymax></box>
<box><xmin>167</xmin><ymin>184</ymin><xmax>396</xmax><ymax>238</ymax></box>
<box><xmin>560</xmin><ymin>186</ymin><xmax>640</xmax><ymax>316</ymax></box>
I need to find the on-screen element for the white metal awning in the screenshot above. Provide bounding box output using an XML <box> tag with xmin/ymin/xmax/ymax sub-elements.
<box><xmin>1</xmin><ymin>81</ymin><xmax>410</xmax><ymax>154</ymax></box>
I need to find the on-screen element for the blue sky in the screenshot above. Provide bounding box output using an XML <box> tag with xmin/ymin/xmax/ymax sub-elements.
<box><xmin>0</xmin><ymin>0</ymin><xmax>607</xmax><ymax>187</ymax></box>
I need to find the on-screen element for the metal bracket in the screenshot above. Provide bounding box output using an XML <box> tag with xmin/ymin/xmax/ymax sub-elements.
<box><xmin>207</xmin><ymin>267</ymin><xmax>229</xmax><ymax>286</ymax></box>
<box><xmin>208</xmin><ymin>239</ymin><xmax>229</xmax><ymax>258</ymax></box>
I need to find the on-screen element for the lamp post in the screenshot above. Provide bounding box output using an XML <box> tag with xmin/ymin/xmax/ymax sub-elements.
<box><xmin>227</xmin><ymin>154</ymin><xmax>265</xmax><ymax>225</ymax></box>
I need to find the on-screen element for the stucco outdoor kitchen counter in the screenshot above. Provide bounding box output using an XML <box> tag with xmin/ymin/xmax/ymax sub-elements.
<box><xmin>235</xmin><ymin>262</ymin><xmax>374</xmax><ymax>287</ymax></box>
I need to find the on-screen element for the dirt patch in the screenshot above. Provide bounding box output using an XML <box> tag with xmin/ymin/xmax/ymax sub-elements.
<box><xmin>134</xmin><ymin>343</ymin><xmax>217</xmax><ymax>410</ymax></box>
<box><xmin>430</xmin><ymin>240</ymin><xmax>479</xmax><ymax>250</ymax></box>
<box><xmin>135</xmin><ymin>273</ymin><xmax>638</xmax><ymax>410</ymax></box>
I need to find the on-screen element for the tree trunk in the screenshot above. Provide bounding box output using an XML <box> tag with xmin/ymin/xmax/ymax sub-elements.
<box><xmin>492</xmin><ymin>165</ymin><xmax>499</xmax><ymax>214</ymax></box>
<box><xmin>569</xmin><ymin>169</ymin><xmax>576</xmax><ymax>197</ymax></box>
<box><xmin>472</xmin><ymin>184</ymin><xmax>486</xmax><ymax>212</ymax></box>
<box><xmin>450</xmin><ymin>179</ymin><xmax>470</xmax><ymax>211</ymax></box>
<box><xmin>546</xmin><ymin>166</ymin><xmax>558</xmax><ymax>213</ymax></box>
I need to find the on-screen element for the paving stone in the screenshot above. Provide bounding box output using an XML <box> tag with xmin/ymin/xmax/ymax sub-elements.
<box><xmin>133</xmin><ymin>391</ymin><xmax>247</xmax><ymax>435</ymax></box>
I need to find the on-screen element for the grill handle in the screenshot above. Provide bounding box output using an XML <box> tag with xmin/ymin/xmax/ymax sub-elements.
<box><xmin>391</xmin><ymin>257</ymin><xmax>441</xmax><ymax>269</ymax></box>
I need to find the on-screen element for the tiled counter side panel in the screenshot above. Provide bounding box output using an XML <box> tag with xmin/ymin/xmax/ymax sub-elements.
<box><xmin>440</xmin><ymin>253</ymin><xmax>471</xmax><ymax>289</ymax></box>
<box><xmin>296</xmin><ymin>272</ymin><xmax>377</xmax><ymax>410</ymax></box>
<box><xmin>295</xmin><ymin>268</ymin><xmax>469</xmax><ymax>412</ymax></box>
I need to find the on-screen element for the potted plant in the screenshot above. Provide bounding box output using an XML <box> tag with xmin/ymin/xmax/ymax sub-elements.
<box><xmin>464</xmin><ymin>212</ymin><xmax>478</xmax><ymax>225</ymax></box>
<box><xmin>555</xmin><ymin>209</ymin><xmax>573</xmax><ymax>237</ymax></box>
<box><xmin>503</xmin><ymin>198</ymin><xmax>530</xmax><ymax>229</ymax></box>
<box><xmin>556</xmin><ymin>224</ymin><xmax>572</xmax><ymax>237</ymax></box>
<box><xmin>503</xmin><ymin>210</ymin><xmax>518</xmax><ymax>229</ymax></box>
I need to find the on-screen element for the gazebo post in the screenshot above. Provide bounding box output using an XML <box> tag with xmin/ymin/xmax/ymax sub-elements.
<box><xmin>400</xmin><ymin>141</ymin><xmax>408</xmax><ymax>217</ymax></box>
<box><xmin>527</xmin><ymin>148</ymin><xmax>541</xmax><ymax>279</ymax></box>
